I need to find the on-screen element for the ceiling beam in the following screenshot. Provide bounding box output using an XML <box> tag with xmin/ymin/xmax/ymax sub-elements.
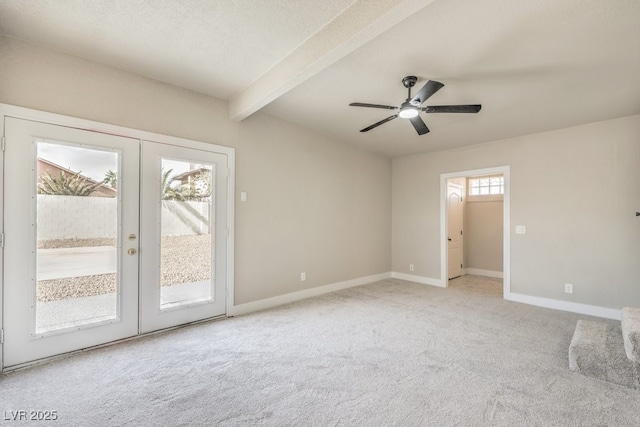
<box><xmin>228</xmin><ymin>0</ymin><xmax>436</xmax><ymax>122</ymax></box>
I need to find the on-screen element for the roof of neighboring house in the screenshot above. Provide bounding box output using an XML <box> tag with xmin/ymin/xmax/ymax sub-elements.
<box><xmin>172</xmin><ymin>167</ymin><xmax>210</xmax><ymax>181</ymax></box>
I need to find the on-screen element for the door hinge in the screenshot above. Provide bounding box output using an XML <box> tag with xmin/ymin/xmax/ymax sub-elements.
<box><xmin>461</xmin><ymin>264</ymin><xmax>463</xmax><ymax>269</ymax></box>
<box><xmin>0</xmin><ymin>328</ymin><xmax>4</xmax><ymax>344</ymax></box>
<box><xmin>0</xmin><ymin>232</ymin><xmax>4</xmax><ymax>248</ymax></box>
<box><xmin>460</xmin><ymin>230</ymin><xmax>463</xmax><ymax>235</ymax></box>
<box><xmin>1</xmin><ymin>136</ymin><xmax>5</xmax><ymax>152</ymax></box>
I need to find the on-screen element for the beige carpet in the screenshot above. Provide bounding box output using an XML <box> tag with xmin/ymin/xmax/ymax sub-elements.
<box><xmin>1</xmin><ymin>276</ymin><xmax>639</xmax><ymax>426</ymax></box>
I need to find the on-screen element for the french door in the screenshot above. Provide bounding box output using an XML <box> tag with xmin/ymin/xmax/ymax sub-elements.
<box><xmin>2</xmin><ymin>117</ymin><xmax>229</xmax><ymax>368</ymax></box>
<box><xmin>139</xmin><ymin>140</ymin><xmax>228</xmax><ymax>333</ymax></box>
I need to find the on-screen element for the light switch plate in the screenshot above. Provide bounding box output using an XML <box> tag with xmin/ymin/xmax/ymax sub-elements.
<box><xmin>515</xmin><ymin>225</ymin><xmax>526</xmax><ymax>234</ymax></box>
<box><xmin>240</xmin><ymin>191</ymin><xmax>247</xmax><ymax>202</ymax></box>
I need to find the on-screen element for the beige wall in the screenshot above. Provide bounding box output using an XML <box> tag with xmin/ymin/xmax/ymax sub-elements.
<box><xmin>393</xmin><ymin>114</ymin><xmax>640</xmax><ymax>309</ymax></box>
<box><xmin>464</xmin><ymin>200</ymin><xmax>503</xmax><ymax>272</ymax></box>
<box><xmin>0</xmin><ymin>36</ymin><xmax>392</xmax><ymax>305</ymax></box>
<box><xmin>3</xmin><ymin>35</ymin><xmax>639</xmax><ymax>312</ymax></box>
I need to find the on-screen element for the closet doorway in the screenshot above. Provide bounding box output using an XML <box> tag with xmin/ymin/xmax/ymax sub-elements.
<box><xmin>441</xmin><ymin>166</ymin><xmax>510</xmax><ymax>296</ymax></box>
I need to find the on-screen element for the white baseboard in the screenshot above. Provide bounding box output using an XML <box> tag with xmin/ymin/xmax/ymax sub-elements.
<box><xmin>506</xmin><ymin>292</ymin><xmax>621</xmax><ymax>320</ymax></box>
<box><xmin>230</xmin><ymin>272</ymin><xmax>392</xmax><ymax>317</ymax></box>
<box><xmin>230</xmin><ymin>271</ymin><xmax>621</xmax><ymax>321</ymax></box>
<box><xmin>391</xmin><ymin>272</ymin><xmax>445</xmax><ymax>288</ymax></box>
<box><xmin>464</xmin><ymin>268</ymin><xmax>503</xmax><ymax>279</ymax></box>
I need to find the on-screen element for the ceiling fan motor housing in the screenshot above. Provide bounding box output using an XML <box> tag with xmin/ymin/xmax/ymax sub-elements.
<box><xmin>402</xmin><ymin>76</ymin><xmax>421</xmax><ymax>106</ymax></box>
<box><xmin>402</xmin><ymin>75</ymin><xmax>418</xmax><ymax>88</ymax></box>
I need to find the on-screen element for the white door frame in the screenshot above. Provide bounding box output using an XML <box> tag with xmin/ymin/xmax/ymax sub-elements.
<box><xmin>0</xmin><ymin>103</ymin><xmax>236</xmax><ymax>370</ymax></box>
<box><xmin>440</xmin><ymin>166</ymin><xmax>510</xmax><ymax>297</ymax></box>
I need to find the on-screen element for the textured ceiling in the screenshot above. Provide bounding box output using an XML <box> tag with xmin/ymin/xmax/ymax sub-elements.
<box><xmin>0</xmin><ymin>0</ymin><xmax>357</xmax><ymax>98</ymax></box>
<box><xmin>1</xmin><ymin>0</ymin><xmax>639</xmax><ymax>158</ymax></box>
<box><xmin>264</xmin><ymin>0</ymin><xmax>640</xmax><ymax>156</ymax></box>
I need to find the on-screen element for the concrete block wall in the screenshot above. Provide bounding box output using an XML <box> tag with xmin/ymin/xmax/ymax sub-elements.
<box><xmin>37</xmin><ymin>195</ymin><xmax>116</xmax><ymax>239</ymax></box>
<box><xmin>161</xmin><ymin>200</ymin><xmax>211</xmax><ymax>236</ymax></box>
<box><xmin>37</xmin><ymin>195</ymin><xmax>210</xmax><ymax>240</ymax></box>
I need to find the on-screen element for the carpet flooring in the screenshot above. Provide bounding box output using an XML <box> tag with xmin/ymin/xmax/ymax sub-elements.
<box><xmin>1</xmin><ymin>276</ymin><xmax>639</xmax><ymax>426</ymax></box>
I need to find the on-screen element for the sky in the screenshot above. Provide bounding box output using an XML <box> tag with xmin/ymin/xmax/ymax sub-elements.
<box><xmin>38</xmin><ymin>142</ymin><xmax>117</xmax><ymax>182</ymax></box>
<box><xmin>37</xmin><ymin>142</ymin><xmax>196</xmax><ymax>183</ymax></box>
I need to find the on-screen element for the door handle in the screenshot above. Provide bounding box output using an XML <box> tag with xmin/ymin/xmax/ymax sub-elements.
<box><xmin>447</xmin><ymin>237</ymin><xmax>452</xmax><ymax>241</ymax></box>
<box><xmin>127</xmin><ymin>248</ymin><xmax>137</xmax><ymax>256</ymax></box>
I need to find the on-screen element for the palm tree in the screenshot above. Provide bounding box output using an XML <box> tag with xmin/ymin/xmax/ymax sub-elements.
<box><xmin>160</xmin><ymin>167</ymin><xmax>212</xmax><ymax>201</ymax></box>
<box><xmin>37</xmin><ymin>171</ymin><xmax>104</xmax><ymax>196</ymax></box>
<box><xmin>104</xmin><ymin>170</ymin><xmax>117</xmax><ymax>189</ymax></box>
<box><xmin>161</xmin><ymin>168</ymin><xmax>185</xmax><ymax>201</ymax></box>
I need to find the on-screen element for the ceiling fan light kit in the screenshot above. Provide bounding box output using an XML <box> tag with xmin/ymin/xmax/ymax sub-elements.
<box><xmin>349</xmin><ymin>75</ymin><xmax>481</xmax><ymax>135</ymax></box>
<box><xmin>398</xmin><ymin>106</ymin><xmax>419</xmax><ymax>119</ymax></box>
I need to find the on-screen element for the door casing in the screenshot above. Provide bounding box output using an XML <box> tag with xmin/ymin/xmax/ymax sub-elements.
<box><xmin>440</xmin><ymin>166</ymin><xmax>510</xmax><ymax>296</ymax></box>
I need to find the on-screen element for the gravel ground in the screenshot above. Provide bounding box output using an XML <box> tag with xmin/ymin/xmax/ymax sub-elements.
<box><xmin>37</xmin><ymin>274</ymin><xmax>116</xmax><ymax>302</ymax></box>
<box><xmin>38</xmin><ymin>238</ymin><xmax>116</xmax><ymax>249</ymax></box>
<box><xmin>37</xmin><ymin>235</ymin><xmax>211</xmax><ymax>302</ymax></box>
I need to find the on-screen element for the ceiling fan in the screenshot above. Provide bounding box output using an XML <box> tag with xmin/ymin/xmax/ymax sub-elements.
<box><xmin>349</xmin><ymin>76</ymin><xmax>481</xmax><ymax>135</ymax></box>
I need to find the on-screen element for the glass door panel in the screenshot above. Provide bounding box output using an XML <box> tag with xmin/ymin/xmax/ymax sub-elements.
<box><xmin>160</xmin><ymin>159</ymin><xmax>214</xmax><ymax>308</ymax></box>
<box><xmin>35</xmin><ymin>142</ymin><xmax>119</xmax><ymax>333</ymax></box>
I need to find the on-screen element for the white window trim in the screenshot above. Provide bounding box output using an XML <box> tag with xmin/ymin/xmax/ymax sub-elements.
<box><xmin>466</xmin><ymin>194</ymin><xmax>503</xmax><ymax>202</ymax></box>
<box><xmin>467</xmin><ymin>174</ymin><xmax>504</xmax><ymax>202</ymax></box>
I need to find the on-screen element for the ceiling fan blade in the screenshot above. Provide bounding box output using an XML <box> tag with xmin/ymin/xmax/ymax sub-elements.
<box><xmin>409</xmin><ymin>115</ymin><xmax>430</xmax><ymax>135</ymax></box>
<box><xmin>410</xmin><ymin>80</ymin><xmax>444</xmax><ymax>105</ymax></box>
<box><xmin>423</xmin><ymin>104</ymin><xmax>482</xmax><ymax>113</ymax></box>
<box><xmin>360</xmin><ymin>114</ymin><xmax>398</xmax><ymax>132</ymax></box>
<box><xmin>349</xmin><ymin>102</ymin><xmax>397</xmax><ymax>110</ymax></box>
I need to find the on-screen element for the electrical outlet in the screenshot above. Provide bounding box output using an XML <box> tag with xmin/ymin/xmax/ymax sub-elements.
<box><xmin>409</xmin><ymin>264</ymin><xmax>414</xmax><ymax>272</ymax></box>
<box><xmin>300</xmin><ymin>272</ymin><xmax>306</xmax><ymax>282</ymax></box>
<box><xmin>564</xmin><ymin>283</ymin><xmax>573</xmax><ymax>294</ymax></box>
